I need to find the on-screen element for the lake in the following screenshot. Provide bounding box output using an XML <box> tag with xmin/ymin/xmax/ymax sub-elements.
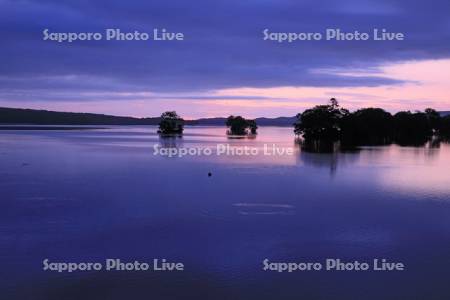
<box><xmin>1</xmin><ymin>126</ymin><xmax>450</xmax><ymax>299</ymax></box>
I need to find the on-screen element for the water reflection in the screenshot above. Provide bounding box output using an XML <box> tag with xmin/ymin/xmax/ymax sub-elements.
<box><xmin>1</xmin><ymin>126</ymin><xmax>450</xmax><ymax>300</ymax></box>
<box><xmin>374</xmin><ymin>144</ymin><xmax>450</xmax><ymax>196</ymax></box>
<box><xmin>298</xmin><ymin>151</ymin><xmax>346</xmax><ymax>177</ymax></box>
<box><xmin>158</xmin><ymin>135</ymin><xmax>184</xmax><ymax>149</ymax></box>
<box><xmin>226</xmin><ymin>134</ymin><xmax>257</xmax><ymax>140</ymax></box>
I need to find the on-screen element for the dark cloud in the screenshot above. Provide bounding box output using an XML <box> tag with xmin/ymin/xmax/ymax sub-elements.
<box><xmin>0</xmin><ymin>0</ymin><xmax>449</xmax><ymax>101</ymax></box>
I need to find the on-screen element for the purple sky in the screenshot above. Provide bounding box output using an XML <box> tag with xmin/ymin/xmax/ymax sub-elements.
<box><xmin>1</xmin><ymin>0</ymin><xmax>449</xmax><ymax>118</ymax></box>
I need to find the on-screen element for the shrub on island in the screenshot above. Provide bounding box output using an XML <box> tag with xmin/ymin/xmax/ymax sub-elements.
<box><xmin>226</xmin><ymin>116</ymin><xmax>258</xmax><ymax>135</ymax></box>
<box><xmin>438</xmin><ymin>115</ymin><xmax>450</xmax><ymax>140</ymax></box>
<box><xmin>294</xmin><ymin>98</ymin><xmax>447</xmax><ymax>151</ymax></box>
<box><xmin>158</xmin><ymin>111</ymin><xmax>184</xmax><ymax>135</ymax></box>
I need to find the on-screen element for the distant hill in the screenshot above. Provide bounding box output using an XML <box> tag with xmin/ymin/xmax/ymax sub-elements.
<box><xmin>0</xmin><ymin>107</ymin><xmax>160</xmax><ymax>125</ymax></box>
<box><xmin>0</xmin><ymin>107</ymin><xmax>296</xmax><ymax>126</ymax></box>
<box><xmin>1</xmin><ymin>107</ymin><xmax>447</xmax><ymax>127</ymax></box>
<box><xmin>187</xmin><ymin>116</ymin><xmax>296</xmax><ymax>126</ymax></box>
<box><xmin>186</xmin><ymin>117</ymin><xmax>228</xmax><ymax>126</ymax></box>
<box><xmin>253</xmin><ymin>116</ymin><xmax>297</xmax><ymax>126</ymax></box>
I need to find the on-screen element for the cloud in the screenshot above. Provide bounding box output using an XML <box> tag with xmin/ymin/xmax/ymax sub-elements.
<box><xmin>0</xmin><ymin>0</ymin><xmax>449</xmax><ymax>103</ymax></box>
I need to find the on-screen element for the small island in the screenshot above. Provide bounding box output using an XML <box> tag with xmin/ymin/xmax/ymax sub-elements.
<box><xmin>226</xmin><ymin>115</ymin><xmax>258</xmax><ymax>135</ymax></box>
<box><xmin>157</xmin><ymin>111</ymin><xmax>184</xmax><ymax>135</ymax></box>
<box><xmin>294</xmin><ymin>98</ymin><xmax>450</xmax><ymax>151</ymax></box>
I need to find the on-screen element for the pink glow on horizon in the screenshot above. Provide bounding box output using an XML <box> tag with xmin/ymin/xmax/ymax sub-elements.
<box><xmin>1</xmin><ymin>59</ymin><xmax>449</xmax><ymax>119</ymax></box>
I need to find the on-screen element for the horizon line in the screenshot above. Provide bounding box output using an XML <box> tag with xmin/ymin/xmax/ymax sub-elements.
<box><xmin>1</xmin><ymin>105</ymin><xmax>450</xmax><ymax>121</ymax></box>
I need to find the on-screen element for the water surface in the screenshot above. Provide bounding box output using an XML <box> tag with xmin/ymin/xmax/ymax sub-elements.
<box><xmin>1</xmin><ymin>126</ymin><xmax>449</xmax><ymax>299</ymax></box>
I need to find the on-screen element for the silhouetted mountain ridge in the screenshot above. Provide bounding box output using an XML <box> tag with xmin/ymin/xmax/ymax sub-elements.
<box><xmin>0</xmin><ymin>107</ymin><xmax>296</xmax><ymax>126</ymax></box>
<box><xmin>1</xmin><ymin>107</ymin><xmax>448</xmax><ymax>127</ymax></box>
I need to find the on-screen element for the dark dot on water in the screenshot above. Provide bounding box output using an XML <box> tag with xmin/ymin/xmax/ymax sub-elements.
<box><xmin>208</xmin><ymin>172</ymin><xmax>212</xmax><ymax>177</ymax></box>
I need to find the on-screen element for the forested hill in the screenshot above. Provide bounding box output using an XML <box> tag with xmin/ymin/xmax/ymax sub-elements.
<box><xmin>0</xmin><ymin>107</ymin><xmax>297</xmax><ymax>126</ymax></box>
<box><xmin>0</xmin><ymin>107</ymin><xmax>160</xmax><ymax>125</ymax></box>
<box><xmin>1</xmin><ymin>107</ymin><xmax>447</xmax><ymax>126</ymax></box>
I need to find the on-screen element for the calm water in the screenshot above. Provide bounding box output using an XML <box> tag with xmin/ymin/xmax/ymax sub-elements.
<box><xmin>1</xmin><ymin>126</ymin><xmax>450</xmax><ymax>299</ymax></box>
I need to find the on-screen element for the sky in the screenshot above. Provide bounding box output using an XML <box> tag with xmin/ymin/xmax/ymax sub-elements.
<box><xmin>0</xmin><ymin>0</ymin><xmax>449</xmax><ymax>118</ymax></box>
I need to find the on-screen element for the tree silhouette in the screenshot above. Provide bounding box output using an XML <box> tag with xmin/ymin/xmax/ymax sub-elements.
<box><xmin>440</xmin><ymin>115</ymin><xmax>450</xmax><ymax>139</ymax></box>
<box><xmin>158</xmin><ymin>111</ymin><xmax>184</xmax><ymax>134</ymax></box>
<box><xmin>248</xmin><ymin>120</ymin><xmax>258</xmax><ymax>134</ymax></box>
<box><xmin>425</xmin><ymin>108</ymin><xmax>441</xmax><ymax>132</ymax></box>
<box><xmin>226</xmin><ymin>116</ymin><xmax>258</xmax><ymax>135</ymax></box>
<box><xmin>393</xmin><ymin>111</ymin><xmax>432</xmax><ymax>146</ymax></box>
<box><xmin>329</xmin><ymin>97</ymin><xmax>339</xmax><ymax>109</ymax></box>
<box><xmin>294</xmin><ymin>98</ymin><xmax>348</xmax><ymax>140</ymax></box>
<box><xmin>294</xmin><ymin>99</ymin><xmax>447</xmax><ymax>150</ymax></box>
<box><xmin>341</xmin><ymin>108</ymin><xmax>393</xmax><ymax>145</ymax></box>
